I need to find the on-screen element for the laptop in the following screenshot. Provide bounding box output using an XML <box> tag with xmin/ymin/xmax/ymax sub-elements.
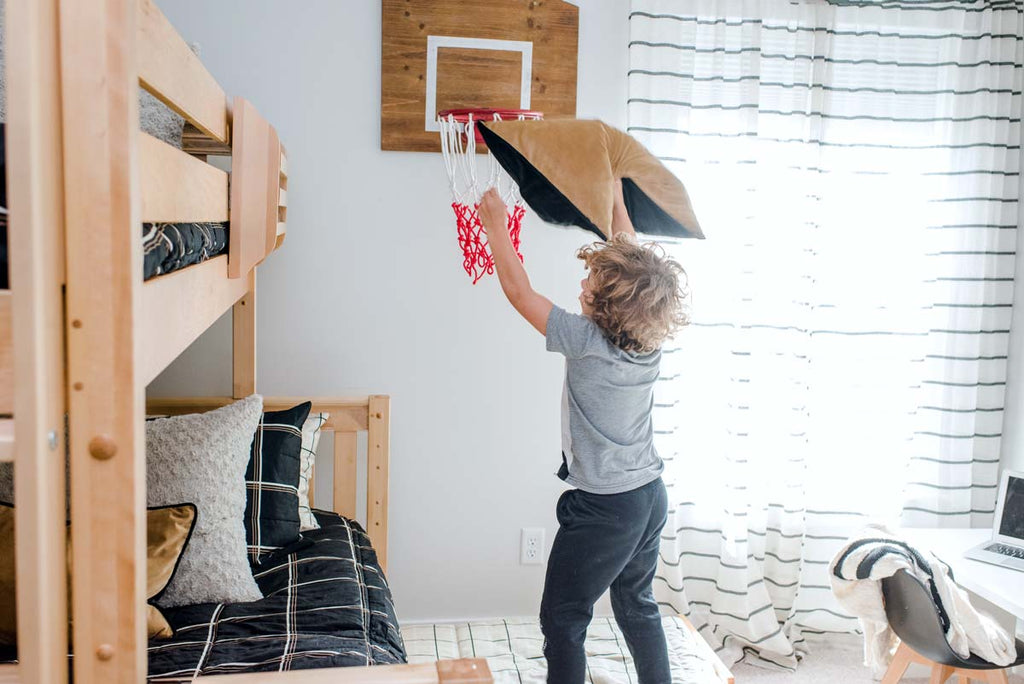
<box><xmin>964</xmin><ymin>469</ymin><xmax>1024</xmax><ymax>572</ymax></box>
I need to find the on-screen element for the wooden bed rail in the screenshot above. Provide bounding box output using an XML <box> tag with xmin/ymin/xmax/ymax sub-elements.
<box><xmin>230</xmin><ymin>97</ymin><xmax>284</xmax><ymax>279</ymax></box>
<box><xmin>201</xmin><ymin>658</ymin><xmax>492</xmax><ymax>683</ymax></box>
<box><xmin>137</xmin><ymin>0</ymin><xmax>228</xmax><ymax>143</ymax></box>
<box><xmin>0</xmin><ymin>291</ymin><xmax>10</xmax><ymax>415</ymax></box>
<box><xmin>145</xmin><ymin>395</ymin><xmax>391</xmax><ymax>569</ymax></box>
<box><xmin>137</xmin><ymin>0</ymin><xmax>285</xmax><ymax>278</ymax></box>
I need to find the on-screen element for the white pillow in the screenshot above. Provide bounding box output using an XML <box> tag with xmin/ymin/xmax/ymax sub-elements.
<box><xmin>146</xmin><ymin>394</ymin><xmax>264</xmax><ymax>607</ymax></box>
<box><xmin>298</xmin><ymin>412</ymin><xmax>329</xmax><ymax>531</ymax></box>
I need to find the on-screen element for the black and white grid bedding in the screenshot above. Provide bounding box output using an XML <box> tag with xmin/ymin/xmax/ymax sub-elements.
<box><xmin>147</xmin><ymin>510</ymin><xmax>405</xmax><ymax>681</ymax></box>
<box><xmin>142</xmin><ymin>222</ymin><xmax>228</xmax><ymax>281</ymax></box>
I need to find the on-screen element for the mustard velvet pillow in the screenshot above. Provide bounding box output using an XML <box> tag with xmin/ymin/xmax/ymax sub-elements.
<box><xmin>477</xmin><ymin>119</ymin><xmax>703</xmax><ymax>241</ymax></box>
<box><xmin>0</xmin><ymin>502</ymin><xmax>197</xmax><ymax>645</ymax></box>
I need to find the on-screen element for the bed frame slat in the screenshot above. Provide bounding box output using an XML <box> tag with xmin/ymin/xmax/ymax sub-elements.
<box><xmin>61</xmin><ymin>0</ymin><xmax>148</xmax><ymax>679</ymax></box>
<box><xmin>0</xmin><ymin>664</ymin><xmax>19</xmax><ymax>683</ymax></box>
<box><xmin>229</xmin><ymin>98</ymin><xmax>282</xmax><ymax>279</ymax></box>
<box><xmin>333</xmin><ymin>431</ymin><xmax>358</xmax><ymax>520</ymax></box>
<box><xmin>139</xmin><ymin>133</ymin><xmax>229</xmax><ymax>223</ymax></box>
<box><xmin>0</xmin><ymin>292</ymin><xmax>11</xmax><ymax>415</ymax></box>
<box><xmin>367</xmin><ymin>396</ymin><xmax>391</xmax><ymax>571</ymax></box>
<box><xmin>136</xmin><ymin>0</ymin><xmax>228</xmax><ymax>143</ymax></box>
<box><xmin>232</xmin><ymin>285</ymin><xmax>256</xmax><ymax>398</ymax></box>
<box><xmin>139</xmin><ymin>256</ymin><xmax>252</xmax><ymax>386</ymax></box>
<box><xmin>6</xmin><ymin>0</ymin><xmax>70</xmax><ymax>680</ymax></box>
<box><xmin>199</xmin><ymin>659</ymin><xmax>491</xmax><ymax>683</ymax></box>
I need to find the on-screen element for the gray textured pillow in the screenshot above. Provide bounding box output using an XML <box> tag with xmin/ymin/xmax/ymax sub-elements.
<box><xmin>147</xmin><ymin>394</ymin><xmax>264</xmax><ymax>607</ymax></box>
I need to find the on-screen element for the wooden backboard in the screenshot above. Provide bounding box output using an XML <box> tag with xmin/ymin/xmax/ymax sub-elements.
<box><xmin>381</xmin><ymin>0</ymin><xmax>579</xmax><ymax>153</ymax></box>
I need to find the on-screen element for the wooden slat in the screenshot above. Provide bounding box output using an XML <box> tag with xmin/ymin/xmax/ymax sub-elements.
<box><xmin>200</xmin><ymin>660</ymin><xmax>491</xmax><ymax>683</ymax></box>
<box><xmin>60</xmin><ymin>0</ymin><xmax>147</xmax><ymax>680</ymax></box>
<box><xmin>0</xmin><ymin>664</ymin><xmax>19</xmax><ymax>683</ymax></box>
<box><xmin>678</xmin><ymin>615</ymin><xmax>734</xmax><ymax>684</ymax></box>
<box><xmin>6</xmin><ymin>0</ymin><xmax>70</xmax><ymax>681</ymax></box>
<box><xmin>139</xmin><ymin>132</ymin><xmax>228</xmax><ymax>222</ymax></box>
<box><xmin>182</xmin><ymin>122</ymin><xmax>231</xmax><ymax>157</ymax></box>
<box><xmin>145</xmin><ymin>396</ymin><xmax>371</xmax><ymax>431</ymax></box>
<box><xmin>229</xmin><ymin>98</ymin><xmax>278</xmax><ymax>279</ymax></box>
<box><xmin>136</xmin><ymin>0</ymin><xmax>228</xmax><ymax>142</ymax></box>
<box><xmin>0</xmin><ymin>420</ymin><xmax>12</xmax><ymax>462</ymax></box>
<box><xmin>276</xmin><ymin>156</ymin><xmax>288</xmax><ymax>238</ymax></box>
<box><xmin>138</xmin><ymin>255</ymin><xmax>251</xmax><ymax>386</ymax></box>
<box><xmin>264</xmin><ymin>126</ymin><xmax>281</xmax><ymax>257</ymax></box>
<box><xmin>367</xmin><ymin>395</ymin><xmax>391</xmax><ymax>571</ymax></box>
<box><xmin>0</xmin><ymin>292</ymin><xmax>10</xmax><ymax>415</ymax></box>
<box><xmin>333</xmin><ymin>431</ymin><xmax>358</xmax><ymax>520</ymax></box>
<box><xmin>232</xmin><ymin>284</ymin><xmax>256</xmax><ymax>399</ymax></box>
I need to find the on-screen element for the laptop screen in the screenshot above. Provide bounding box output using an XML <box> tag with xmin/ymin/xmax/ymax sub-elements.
<box><xmin>998</xmin><ymin>475</ymin><xmax>1024</xmax><ymax>541</ymax></box>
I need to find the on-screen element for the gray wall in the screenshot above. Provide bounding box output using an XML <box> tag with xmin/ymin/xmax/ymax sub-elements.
<box><xmin>150</xmin><ymin>0</ymin><xmax>629</xmax><ymax>621</ymax></box>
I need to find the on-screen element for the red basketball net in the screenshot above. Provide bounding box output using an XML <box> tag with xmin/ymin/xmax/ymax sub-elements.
<box><xmin>438</xmin><ymin>109</ymin><xmax>541</xmax><ymax>284</ymax></box>
<box><xmin>451</xmin><ymin>201</ymin><xmax>525</xmax><ymax>284</ymax></box>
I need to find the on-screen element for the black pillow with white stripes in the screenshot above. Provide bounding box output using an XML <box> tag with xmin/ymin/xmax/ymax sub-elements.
<box><xmin>245</xmin><ymin>401</ymin><xmax>312</xmax><ymax>563</ymax></box>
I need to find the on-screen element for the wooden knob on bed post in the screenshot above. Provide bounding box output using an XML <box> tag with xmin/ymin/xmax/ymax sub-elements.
<box><xmin>96</xmin><ymin>644</ymin><xmax>114</xmax><ymax>661</ymax></box>
<box><xmin>88</xmin><ymin>435</ymin><xmax>117</xmax><ymax>461</ymax></box>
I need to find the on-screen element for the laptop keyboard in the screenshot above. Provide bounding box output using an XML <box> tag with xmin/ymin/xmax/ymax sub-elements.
<box><xmin>985</xmin><ymin>543</ymin><xmax>1024</xmax><ymax>559</ymax></box>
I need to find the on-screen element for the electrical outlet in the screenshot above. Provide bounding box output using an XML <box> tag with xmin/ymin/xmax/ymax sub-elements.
<box><xmin>520</xmin><ymin>527</ymin><xmax>545</xmax><ymax>565</ymax></box>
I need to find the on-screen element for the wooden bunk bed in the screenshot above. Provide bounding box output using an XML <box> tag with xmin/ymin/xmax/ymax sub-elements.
<box><xmin>1</xmin><ymin>0</ymin><xmax>489</xmax><ymax>682</ymax></box>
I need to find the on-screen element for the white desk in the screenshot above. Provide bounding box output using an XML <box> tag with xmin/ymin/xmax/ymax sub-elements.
<box><xmin>902</xmin><ymin>528</ymin><xmax>1024</xmax><ymax>625</ymax></box>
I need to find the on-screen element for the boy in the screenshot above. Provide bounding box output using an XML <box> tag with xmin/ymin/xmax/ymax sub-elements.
<box><xmin>478</xmin><ymin>181</ymin><xmax>688</xmax><ymax>684</ymax></box>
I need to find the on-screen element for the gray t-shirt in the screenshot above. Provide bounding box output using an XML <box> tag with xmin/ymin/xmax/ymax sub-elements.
<box><xmin>546</xmin><ymin>305</ymin><xmax>664</xmax><ymax>494</ymax></box>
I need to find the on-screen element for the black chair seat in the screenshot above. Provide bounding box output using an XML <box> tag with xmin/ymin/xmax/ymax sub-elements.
<box><xmin>881</xmin><ymin>569</ymin><xmax>1024</xmax><ymax>670</ymax></box>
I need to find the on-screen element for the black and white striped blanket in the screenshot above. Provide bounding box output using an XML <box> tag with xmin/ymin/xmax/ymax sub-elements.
<box><xmin>147</xmin><ymin>510</ymin><xmax>406</xmax><ymax>681</ymax></box>
<box><xmin>829</xmin><ymin>525</ymin><xmax>1014</xmax><ymax>677</ymax></box>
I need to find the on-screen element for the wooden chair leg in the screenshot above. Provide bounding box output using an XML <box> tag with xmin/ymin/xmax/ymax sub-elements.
<box><xmin>930</xmin><ymin>664</ymin><xmax>954</xmax><ymax>684</ymax></box>
<box><xmin>882</xmin><ymin>642</ymin><xmax>915</xmax><ymax>684</ymax></box>
<box><xmin>983</xmin><ymin>670</ymin><xmax>1009</xmax><ymax>684</ymax></box>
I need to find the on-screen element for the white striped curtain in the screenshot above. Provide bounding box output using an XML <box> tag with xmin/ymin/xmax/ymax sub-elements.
<box><xmin>631</xmin><ymin>0</ymin><xmax>1024</xmax><ymax>670</ymax></box>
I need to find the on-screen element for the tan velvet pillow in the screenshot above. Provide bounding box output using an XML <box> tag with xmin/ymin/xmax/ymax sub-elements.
<box><xmin>478</xmin><ymin>119</ymin><xmax>703</xmax><ymax>241</ymax></box>
<box><xmin>0</xmin><ymin>502</ymin><xmax>197</xmax><ymax>645</ymax></box>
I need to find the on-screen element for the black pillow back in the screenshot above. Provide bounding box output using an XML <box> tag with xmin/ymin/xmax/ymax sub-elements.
<box><xmin>245</xmin><ymin>401</ymin><xmax>312</xmax><ymax>563</ymax></box>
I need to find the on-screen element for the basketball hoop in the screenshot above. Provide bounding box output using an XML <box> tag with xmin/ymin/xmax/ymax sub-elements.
<box><xmin>438</xmin><ymin>108</ymin><xmax>543</xmax><ymax>284</ymax></box>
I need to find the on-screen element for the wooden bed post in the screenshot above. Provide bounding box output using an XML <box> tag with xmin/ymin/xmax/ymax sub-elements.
<box><xmin>60</xmin><ymin>0</ymin><xmax>148</xmax><ymax>681</ymax></box>
<box><xmin>233</xmin><ymin>282</ymin><xmax>257</xmax><ymax>398</ymax></box>
<box><xmin>367</xmin><ymin>395</ymin><xmax>391</xmax><ymax>571</ymax></box>
<box><xmin>6</xmin><ymin>0</ymin><xmax>70</xmax><ymax>682</ymax></box>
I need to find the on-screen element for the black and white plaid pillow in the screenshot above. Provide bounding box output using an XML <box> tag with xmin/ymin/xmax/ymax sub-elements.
<box><xmin>245</xmin><ymin>402</ymin><xmax>311</xmax><ymax>563</ymax></box>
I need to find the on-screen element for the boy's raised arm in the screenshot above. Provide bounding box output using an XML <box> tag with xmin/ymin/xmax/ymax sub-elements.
<box><xmin>610</xmin><ymin>178</ymin><xmax>637</xmax><ymax>239</ymax></box>
<box><xmin>478</xmin><ymin>188</ymin><xmax>553</xmax><ymax>336</ymax></box>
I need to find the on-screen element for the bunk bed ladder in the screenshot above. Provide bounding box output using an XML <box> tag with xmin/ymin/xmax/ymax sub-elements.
<box><xmin>5</xmin><ymin>0</ymin><xmax>71</xmax><ymax>683</ymax></box>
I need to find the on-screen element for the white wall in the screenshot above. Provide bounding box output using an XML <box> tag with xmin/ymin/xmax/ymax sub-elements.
<box><xmin>150</xmin><ymin>0</ymin><xmax>630</xmax><ymax>621</ymax></box>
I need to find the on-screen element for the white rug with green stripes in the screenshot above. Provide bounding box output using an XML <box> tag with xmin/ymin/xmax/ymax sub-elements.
<box><xmin>401</xmin><ymin>616</ymin><xmax>725</xmax><ymax>683</ymax></box>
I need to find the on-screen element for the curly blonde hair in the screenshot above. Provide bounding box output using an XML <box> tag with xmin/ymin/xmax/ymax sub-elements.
<box><xmin>577</xmin><ymin>234</ymin><xmax>689</xmax><ymax>354</ymax></box>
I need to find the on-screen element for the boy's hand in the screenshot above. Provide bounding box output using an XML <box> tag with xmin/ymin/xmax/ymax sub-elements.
<box><xmin>478</xmin><ymin>188</ymin><xmax>508</xmax><ymax>235</ymax></box>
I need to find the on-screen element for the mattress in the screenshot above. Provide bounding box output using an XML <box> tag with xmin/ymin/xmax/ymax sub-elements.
<box><xmin>147</xmin><ymin>510</ymin><xmax>405</xmax><ymax>681</ymax></box>
<box><xmin>401</xmin><ymin>616</ymin><xmax>728</xmax><ymax>684</ymax></box>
